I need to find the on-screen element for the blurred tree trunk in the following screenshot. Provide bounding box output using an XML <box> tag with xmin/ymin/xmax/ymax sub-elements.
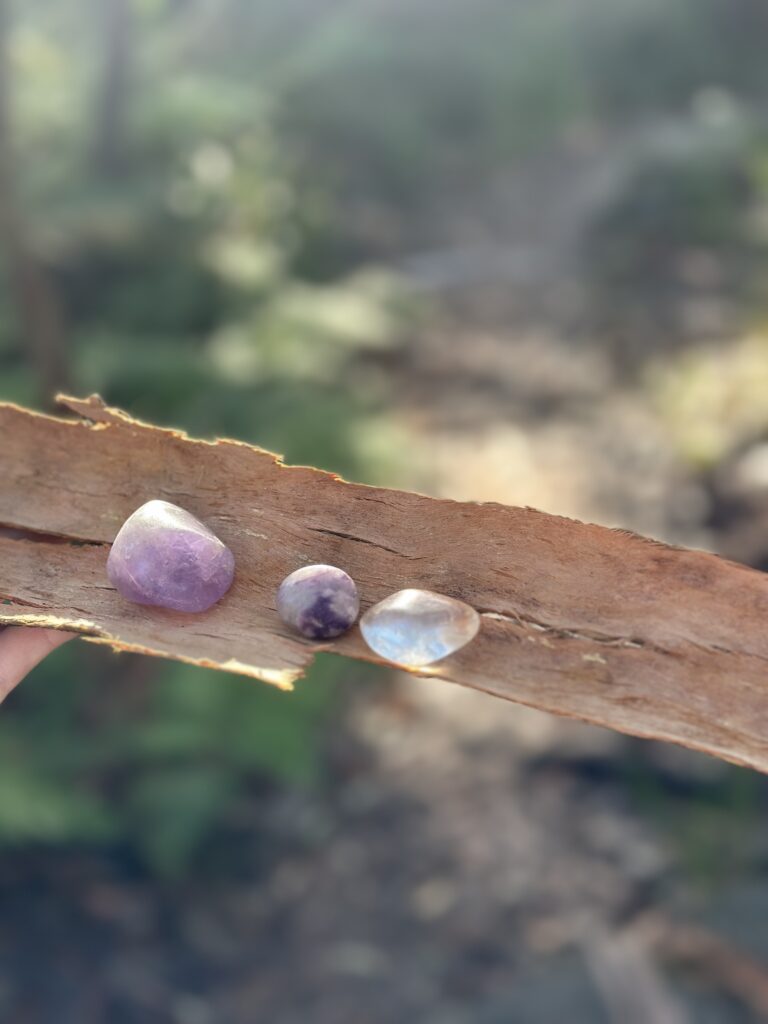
<box><xmin>91</xmin><ymin>0</ymin><xmax>133</xmax><ymax>177</ymax></box>
<box><xmin>0</xmin><ymin>0</ymin><xmax>70</xmax><ymax>402</ymax></box>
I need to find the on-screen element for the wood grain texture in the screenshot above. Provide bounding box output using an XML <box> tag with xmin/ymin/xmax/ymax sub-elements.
<box><xmin>1</xmin><ymin>394</ymin><xmax>767</xmax><ymax>771</ymax></box>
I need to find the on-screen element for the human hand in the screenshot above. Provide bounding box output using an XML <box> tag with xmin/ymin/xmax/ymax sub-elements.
<box><xmin>0</xmin><ymin>626</ymin><xmax>73</xmax><ymax>704</ymax></box>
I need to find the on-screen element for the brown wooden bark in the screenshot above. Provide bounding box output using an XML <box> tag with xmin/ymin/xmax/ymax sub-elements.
<box><xmin>1</xmin><ymin>394</ymin><xmax>768</xmax><ymax>772</ymax></box>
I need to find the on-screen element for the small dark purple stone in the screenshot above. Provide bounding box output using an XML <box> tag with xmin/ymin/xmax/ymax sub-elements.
<box><xmin>107</xmin><ymin>500</ymin><xmax>235</xmax><ymax>613</ymax></box>
<box><xmin>276</xmin><ymin>564</ymin><xmax>359</xmax><ymax>640</ymax></box>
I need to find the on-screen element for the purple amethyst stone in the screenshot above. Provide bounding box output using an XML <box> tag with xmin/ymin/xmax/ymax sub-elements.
<box><xmin>107</xmin><ymin>500</ymin><xmax>235</xmax><ymax>613</ymax></box>
<box><xmin>277</xmin><ymin>564</ymin><xmax>360</xmax><ymax>640</ymax></box>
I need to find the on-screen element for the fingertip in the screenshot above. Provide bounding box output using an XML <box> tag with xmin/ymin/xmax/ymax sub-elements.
<box><xmin>0</xmin><ymin>627</ymin><xmax>75</xmax><ymax>704</ymax></box>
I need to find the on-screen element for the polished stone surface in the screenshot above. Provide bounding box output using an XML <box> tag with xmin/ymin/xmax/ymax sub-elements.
<box><xmin>107</xmin><ymin>500</ymin><xmax>235</xmax><ymax>613</ymax></box>
<box><xmin>360</xmin><ymin>588</ymin><xmax>481</xmax><ymax>667</ymax></box>
<box><xmin>277</xmin><ymin>564</ymin><xmax>360</xmax><ymax>639</ymax></box>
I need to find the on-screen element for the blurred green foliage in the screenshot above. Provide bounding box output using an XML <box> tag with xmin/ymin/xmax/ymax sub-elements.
<box><xmin>3</xmin><ymin>0</ymin><xmax>768</xmax><ymax>874</ymax></box>
<box><xmin>276</xmin><ymin>0</ymin><xmax>768</xmax><ymax>215</ymax></box>
<box><xmin>1</xmin><ymin>0</ymin><xmax>407</xmax><ymax>462</ymax></box>
<box><xmin>0</xmin><ymin>0</ymin><xmax>404</xmax><ymax>874</ymax></box>
<box><xmin>1</xmin><ymin>642</ymin><xmax>352</xmax><ymax>875</ymax></box>
<box><xmin>588</xmin><ymin>124</ymin><xmax>756</xmax><ymax>292</ymax></box>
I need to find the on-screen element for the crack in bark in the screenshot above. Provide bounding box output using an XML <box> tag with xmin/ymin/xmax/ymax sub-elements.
<box><xmin>0</xmin><ymin>521</ymin><xmax>108</xmax><ymax>547</ymax></box>
<box><xmin>309</xmin><ymin>525</ymin><xmax>417</xmax><ymax>558</ymax></box>
<box><xmin>482</xmin><ymin>608</ymin><xmax>768</xmax><ymax>668</ymax></box>
<box><xmin>480</xmin><ymin>608</ymin><xmax>648</xmax><ymax>649</ymax></box>
<box><xmin>0</xmin><ymin>594</ymin><xmax>46</xmax><ymax>609</ymax></box>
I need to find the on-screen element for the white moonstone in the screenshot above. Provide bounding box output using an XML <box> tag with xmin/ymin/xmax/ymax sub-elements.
<box><xmin>360</xmin><ymin>589</ymin><xmax>481</xmax><ymax>667</ymax></box>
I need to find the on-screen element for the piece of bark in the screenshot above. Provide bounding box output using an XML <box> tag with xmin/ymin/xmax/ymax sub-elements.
<box><xmin>1</xmin><ymin>394</ymin><xmax>767</xmax><ymax>772</ymax></box>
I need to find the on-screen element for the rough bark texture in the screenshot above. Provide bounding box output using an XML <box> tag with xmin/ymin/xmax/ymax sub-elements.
<box><xmin>1</xmin><ymin>395</ymin><xmax>767</xmax><ymax>772</ymax></box>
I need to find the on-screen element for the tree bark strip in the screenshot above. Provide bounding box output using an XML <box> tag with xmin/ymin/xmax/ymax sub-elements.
<box><xmin>1</xmin><ymin>395</ymin><xmax>767</xmax><ymax>771</ymax></box>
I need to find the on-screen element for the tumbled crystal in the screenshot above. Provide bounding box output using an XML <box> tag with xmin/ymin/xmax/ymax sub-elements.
<box><xmin>360</xmin><ymin>588</ymin><xmax>480</xmax><ymax>667</ymax></box>
<box><xmin>277</xmin><ymin>564</ymin><xmax>360</xmax><ymax>639</ymax></box>
<box><xmin>107</xmin><ymin>500</ymin><xmax>235</xmax><ymax>613</ymax></box>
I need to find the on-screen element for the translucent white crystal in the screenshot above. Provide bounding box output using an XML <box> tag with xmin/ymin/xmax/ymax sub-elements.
<box><xmin>360</xmin><ymin>589</ymin><xmax>480</xmax><ymax>667</ymax></box>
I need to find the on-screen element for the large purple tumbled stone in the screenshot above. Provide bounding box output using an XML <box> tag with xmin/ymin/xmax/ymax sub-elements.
<box><xmin>276</xmin><ymin>564</ymin><xmax>360</xmax><ymax>640</ymax></box>
<box><xmin>107</xmin><ymin>500</ymin><xmax>235</xmax><ymax>613</ymax></box>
